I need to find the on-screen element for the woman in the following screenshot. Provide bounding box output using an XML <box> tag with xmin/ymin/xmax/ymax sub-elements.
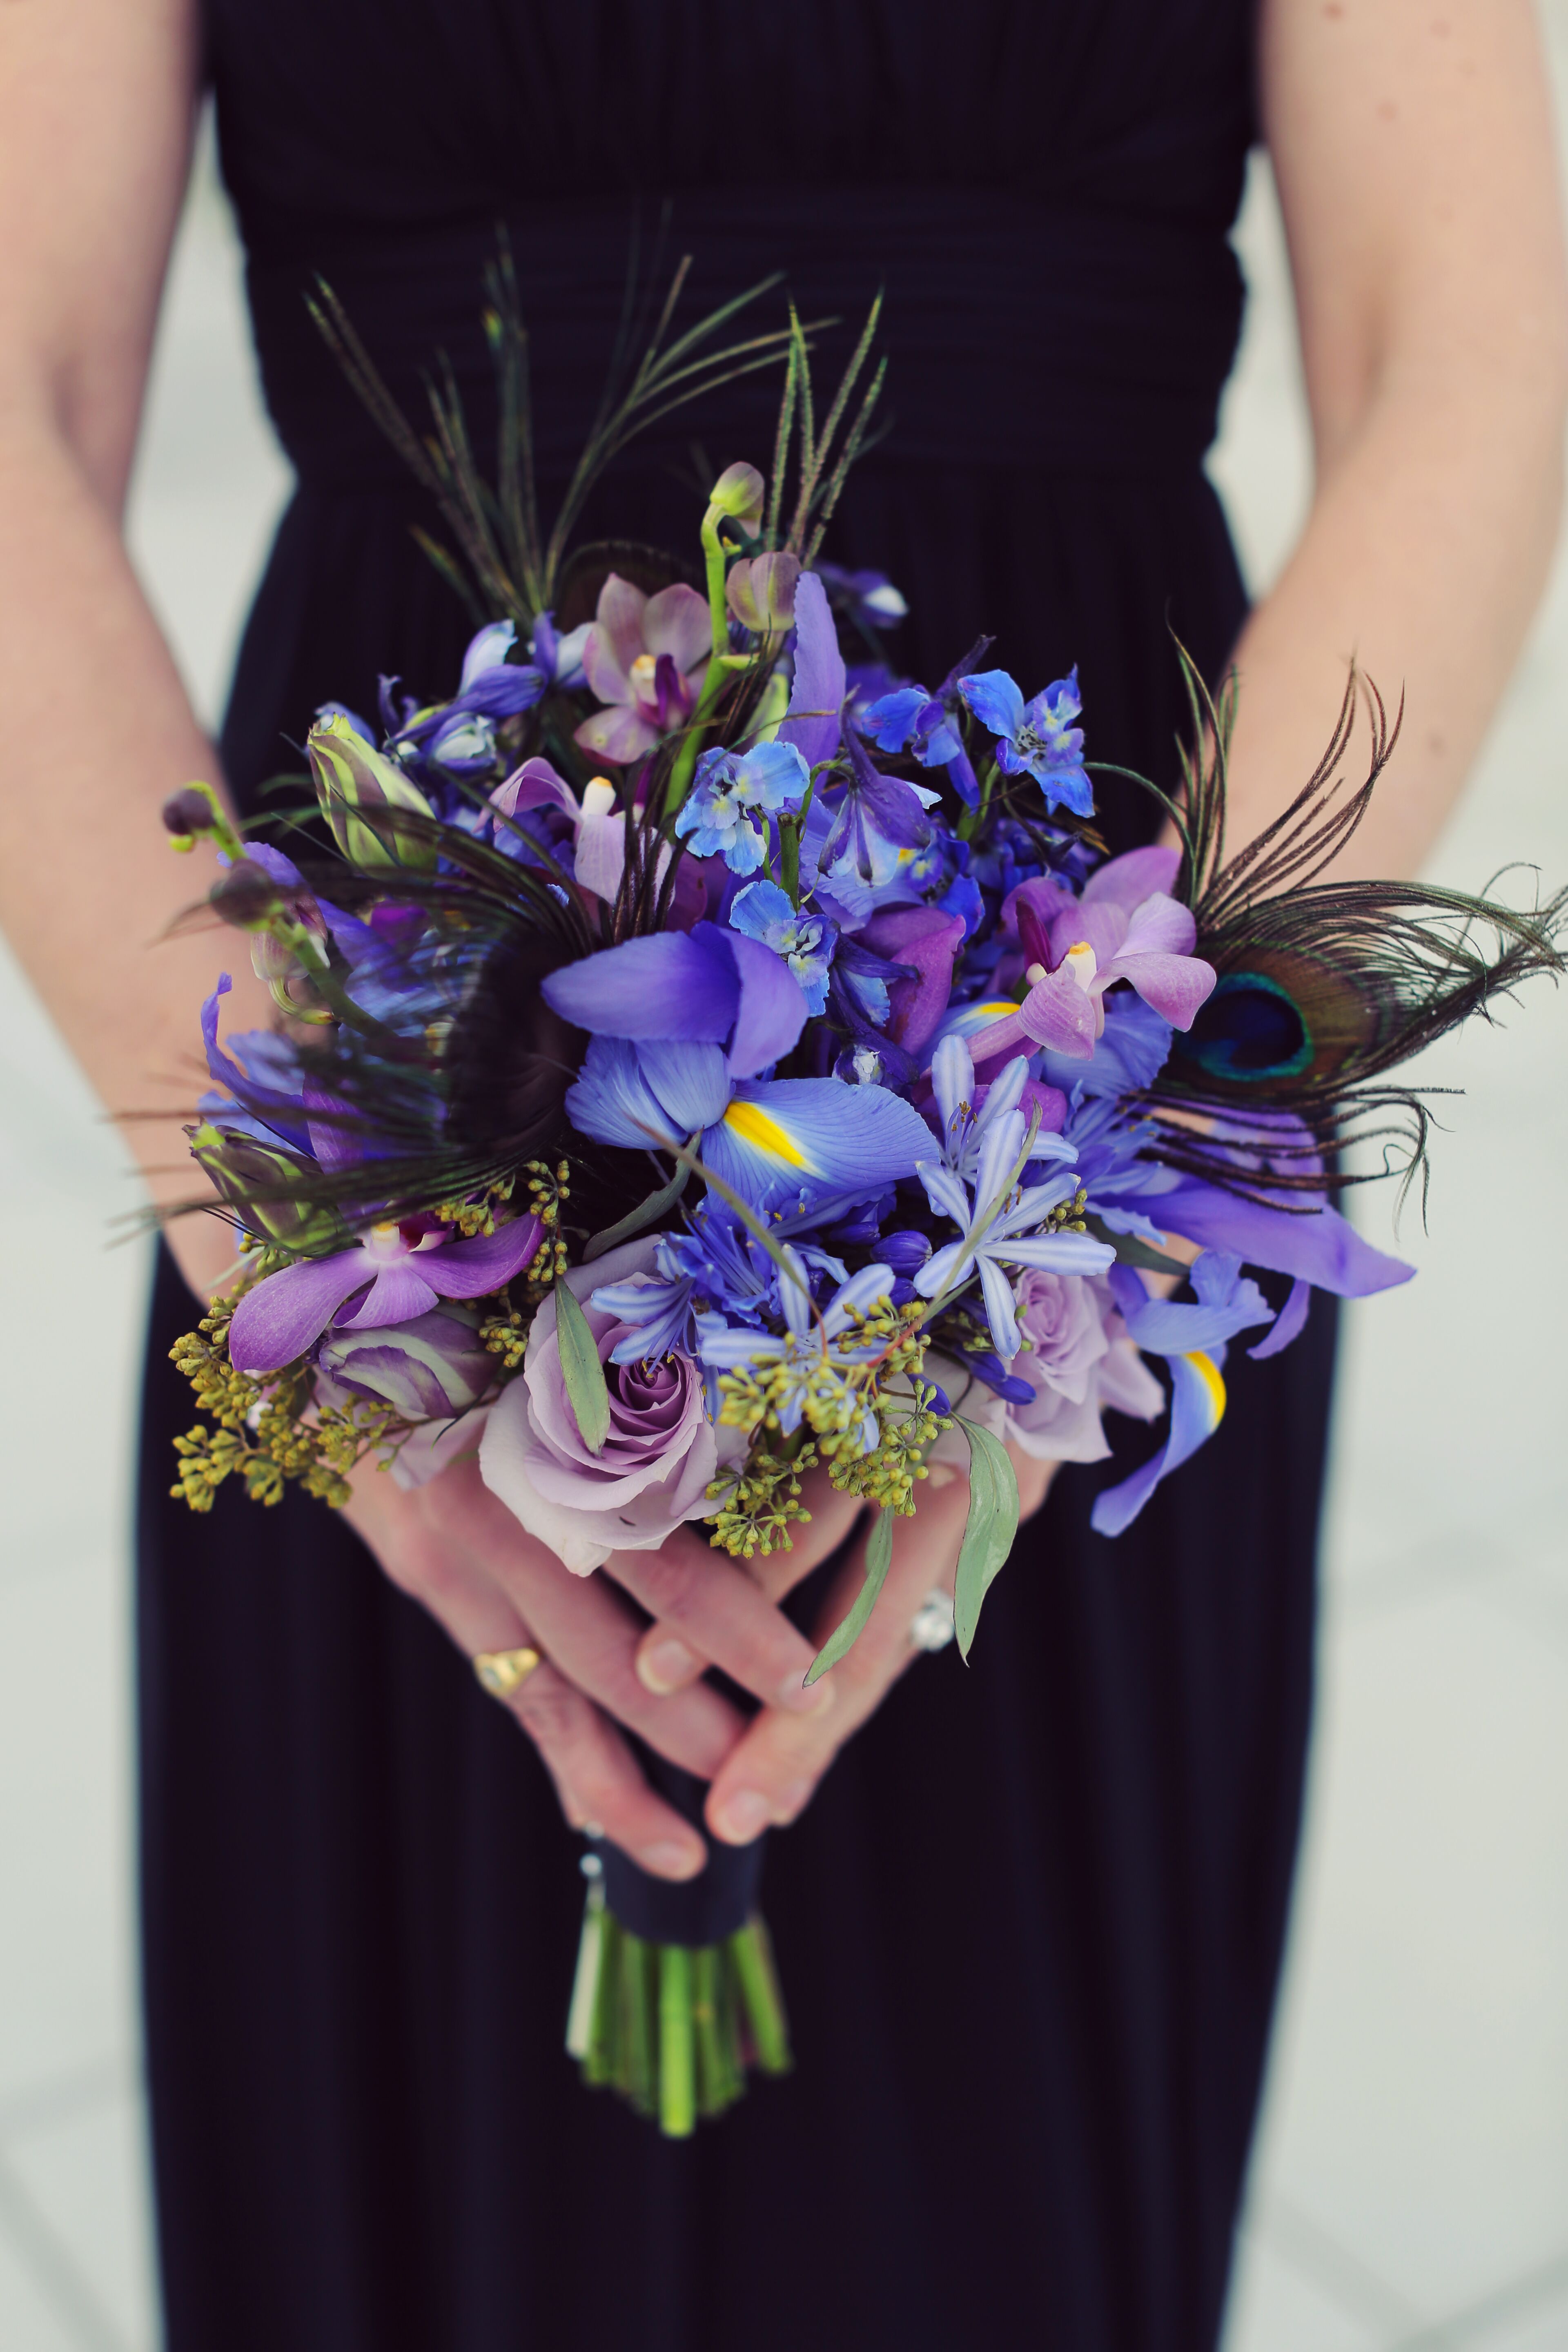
<box><xmin>0</xmin><ymin>2</ymin><xmax>1561</xmax><ymax>2346</ymax></box>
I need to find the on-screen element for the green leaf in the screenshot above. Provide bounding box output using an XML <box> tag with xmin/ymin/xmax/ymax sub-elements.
<box><xmin>1084</xmin><ymin>1213</ymin><xmax>1188</xmax><ymax>1278</ymax></box>
<box><xmin>584</xmin><ymin>1164</ymin><xmax>690</xmax><ymax>1263</ymax></box>
<box><xmin>804</xmin><ymin>1506</ymin><xmax>895</xmax><ymax>1684</ymax></box>
<box><xmin>952</xmin><ymin>1419</ymin><xmax>1020</xmax><ymax>1660</ymax></box>
<box><xmin>554</xmin><ymin>1277</ymin><xmax>610</xmax><ymax>1454</ymax></box>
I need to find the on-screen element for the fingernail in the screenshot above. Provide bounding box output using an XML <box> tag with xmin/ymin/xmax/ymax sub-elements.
<box><xmin>639</xmin><ymin>1840</ymin><xmax>703</xmax><ymax>1878</ymax></box>
<box><xmin>712</xmin><ymin>1790</ymin><xmax>770</xmax><ymax>1843</ymax></box>
<box><xmin>925</xmin><ymin>1462</ymin><xmax>958</xmax><ymax>1489</ymax></box>
<box><xmin>637</xmin><ymin>1636</ymin><xmax>700</xmax><ymax>1694</ymax></box>
<box><xmin>779</xmin><ymin>1670</ymin><xmax>834</xmax><ymax>1714</ymax></box>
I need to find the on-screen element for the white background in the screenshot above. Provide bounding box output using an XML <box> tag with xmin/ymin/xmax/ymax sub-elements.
<box><xmin>1</xmin><ymin>37</ymin><xmax>1566</xmax><ymax>2348</ymax></box>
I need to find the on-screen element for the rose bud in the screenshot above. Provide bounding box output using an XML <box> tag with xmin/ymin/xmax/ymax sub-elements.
<box><xmin>316</xmin><ymin>1307</ymin><xmax>495</xmax><ymax>1421</ymax></box>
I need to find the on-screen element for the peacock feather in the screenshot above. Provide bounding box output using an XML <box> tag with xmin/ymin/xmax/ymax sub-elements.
<box><xmin>1110</xmin><ymin>648</ymin><xmax>1567</xmax><ymax>1207</ymax></box>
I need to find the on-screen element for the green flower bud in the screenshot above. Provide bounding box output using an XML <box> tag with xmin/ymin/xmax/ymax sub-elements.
<box><xmin>706</xmin><ymin>461</ymin><xmax>765</xmax><ymax>531</ymax></box>
<box><xmin>306</xmin><ymin>713</ymin><xmax>436</xmax><ymax>872</ymax></box>
<box><xmin>187</xmin><ymin>1122</ymin><xmax>338</xmax><ymax>1249</ymax></box>
<box><xmin>162</xmin><ymin>780</ymin><xmax>244</xmax><ymax>858</ymax></box>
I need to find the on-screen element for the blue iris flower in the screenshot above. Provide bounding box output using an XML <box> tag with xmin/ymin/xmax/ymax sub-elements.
<box><xmin>728</xmin><ymin>879</ymin><xmax>836</xmax><ymax>1014</ymax></box>
<box><xmin>958</xmin><ymin>665</ymin><xmax>1093</xmax><ymax>816</ymax></box>
<box><xmin>675</xmin><ymin>740</ymin><xmax>811</xmax><ymax>873</ymax></box>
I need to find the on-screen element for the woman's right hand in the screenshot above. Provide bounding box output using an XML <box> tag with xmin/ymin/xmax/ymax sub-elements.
<box><xmin>341</xmin><ymin>1452</ymin><xmax>866</xmax><ymax>1879</ymax></box>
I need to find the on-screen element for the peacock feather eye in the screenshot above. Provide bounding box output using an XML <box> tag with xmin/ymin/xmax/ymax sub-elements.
<box><xmin>1181</xmin><ymin>973</ymin><xmax>1313</xmax><ymax>1082</ymax></box>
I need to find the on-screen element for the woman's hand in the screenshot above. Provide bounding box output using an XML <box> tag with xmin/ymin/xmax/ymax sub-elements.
<box><xmin>341</xmin><ymin>1450</ymin><xmax>873</xmax><ymax>1877</ymax></box>
<box><xmin>629</xmin><ymin>1448</ymin><xmax>1057</xmax><ymax>1848</ymax></box>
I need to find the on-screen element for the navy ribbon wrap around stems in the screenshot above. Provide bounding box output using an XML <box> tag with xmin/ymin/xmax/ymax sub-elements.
<box><xmin>597</xmin><ymin>1749</ymin><xmax>767</xmax><ymax>1946</ymax></box>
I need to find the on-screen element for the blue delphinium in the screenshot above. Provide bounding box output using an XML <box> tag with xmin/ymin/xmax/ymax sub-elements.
<box><xmin>859</xmin><ymin>637</ymin><xmax>993</xmax><ymax>809</ymax></box>
<box><xmin>675</xmin><ymin>740</ymin><xmax>810</xmax><ymax>873</ymax></box>
<box><xmin>958</xmin><ymin>665</ymin><xmax>1092</xmax><ymax>816</ymax></box>
<box><xmin>728</xmin><ymin>879</ymin><xmax>836</xmax><ymax>1014</ymax></box>
<box><xmin>816</xmin><ymin>724</ymin><xmax>940</xmax><ymax>885</ymax></box>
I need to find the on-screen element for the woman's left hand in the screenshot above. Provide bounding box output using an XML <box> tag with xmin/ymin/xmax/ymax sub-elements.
<box><xmin>627</xmin><ymin>1450</ymin><xmax>1056</xmax><ymax>1846</ymax></box>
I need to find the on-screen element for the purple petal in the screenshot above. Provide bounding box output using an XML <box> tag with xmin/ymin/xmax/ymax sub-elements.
<box><xmin>1082</xmin><ymin>844</ymin><xmax>1181</xmax><ymax>912</ymax></box>
<box><xmin>492</xmin><ymin>757</ymin><xmax>577</xmax><ymax>822</ymax></box>
<box><xmin>227</xmin><ymin>1249</ymin><xmax>372</xmax><ymax>1373</ymax></box>
<box><xmin>423</xmin><ymin>1214</ymin><xmax>546</xmax><ymax>1298</ymax></box>
<box><xmin>1099</xmin><ymin>949</ymin><xmax>1216</xmax><ymax>1029</ymax></box>
<box><xmin>722</xmin><ymin>927</ymin><xmax>808</xmax><ymax>1077</ymax></box>
<box><xmin>1156</xmin><ymin>1181</ymin><xmax>1414</xmax><ymax>1297</ymax></box>
<box><xmin>1248</xmin><ymin>1277</ymin><xmax>1312</xmax><ymax>1360</ymax></box>
<box><xmin>862</xmin><ymin>907</ymin><xmax>965</xmax><ymax>1056</ymax></box>
<box><xmin>779</xmin><ymin>572</ymin><xmax>845</xmax><ymax>768</ymax></box>
<box><xmin>1016</xmin><ymin>967</ymin><xmax>1099</xmax><ymax>1057</ymax></box>
<box><xmin>339</xmin><ymin>1265</ymin><xmax>442</xmax><ymax>1329</ymax></box>
<box><xmin>541</xmin><ymin>930</ymin><xmax>738</xmax><ymax>1042</ymax></box>
<box><xmin>1118</xmin><ymin>892</ymin><xmax>1198</xmax><ymax>959</ymax></box>
<box><xmin>957</xmin><ymin>668</ymin><xmax>1025</xmax><ymax>739</ymax></box>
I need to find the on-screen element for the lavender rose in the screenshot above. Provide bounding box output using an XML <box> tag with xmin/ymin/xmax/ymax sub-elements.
<box><xmin>314</xmin><ymin>1306</ymin><xmax>497</xmax><ymax>1490</ymax></box>
<box><xmin>1004</xmin><ymin>1273</ymin><xmax>1163</xmax><ymax>1462</ymax></box>
<box><xmin>479</xmin><ymin>1238</ymin><xmax>742</xmax><ymax>1573</ymax></box>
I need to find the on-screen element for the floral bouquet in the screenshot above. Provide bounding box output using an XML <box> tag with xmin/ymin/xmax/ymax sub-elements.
<box><xmin>156</xmin><ymin>256</ymin><xmax>1564</xmax><ymax>2136</ymax></box>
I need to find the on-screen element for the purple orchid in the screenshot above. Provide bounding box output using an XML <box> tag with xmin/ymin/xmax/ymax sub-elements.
<box><xmin>958</xmin><ymin>665</ymin><xmax>1093</xmax><ymax>816</ymax></box>
<box><xmin>576</xmin><ymin>575</ymin><xmax>710</xmax><ymax>764</ymax></box>
<box><xmin>227</xmin><ymin>1214</ymin><xmax>544</xmax><ymax>1376</ymax></box>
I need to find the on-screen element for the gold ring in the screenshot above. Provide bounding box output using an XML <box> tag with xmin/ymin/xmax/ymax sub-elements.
<box><xmin>473</xmin><ymin>1645</ymin><xmax>543</xmax><ymax>1699</ymax></box>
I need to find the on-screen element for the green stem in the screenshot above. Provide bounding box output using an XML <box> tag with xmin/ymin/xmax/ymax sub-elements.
<box><xmin>664</xmin><ymin>660</ymin><xmax>728</xmax><ymax>818</ymax></box>
<box><xmin>728</xmin><ymin>1919</ymin><xmax>791</xmax><ymax>2075</ymax></box>
<box><xmin>658</xmin><ymin>1945</ymin><xmax>697</xmax><ymax>2137</ymax></box>
<box><xmin>700</xmin><ymin>506</ymin><xmax>730</xmax><ymax>660</ymax></box>
<box><xmin>624</xmin><ymin>1932</ymin><xmax>654</xmax><ymax>2114</ymax></box>
<box><xmin>584</xmin><ymin>1910</ymin><xmax>619</xmax><ymax>2087</ymax></box>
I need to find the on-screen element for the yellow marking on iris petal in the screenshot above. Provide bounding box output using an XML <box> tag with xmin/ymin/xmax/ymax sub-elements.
<box><xmin>722</xmin><ymin>1097</ymin><xmax>813</xmax><ymax>1169</ymax></box>
<box><xmin>1185</xmin><ymin>1350</ymin><xmax>1227</xmax><ymax>1432</ymax></box>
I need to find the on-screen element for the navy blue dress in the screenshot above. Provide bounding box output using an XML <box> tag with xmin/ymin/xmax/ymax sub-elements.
<box><xmin>138</xmin><ymin>6</ymin><xmax>1335</xmax><ymax>2344</ymax></box>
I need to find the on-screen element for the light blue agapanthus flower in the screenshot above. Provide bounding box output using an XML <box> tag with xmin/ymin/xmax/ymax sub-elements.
<box><xmin>958</xmin><ymin>666</ymin><xmax>1092</xmax><ymax>816</ymax></box>
<box><xmin>913</xmin><ymin>1106</ymin><xmax>1115</xmax><ymax>1357</ymax></box>
<box><xmin>728</xmin><ymin>879</ymin><xmax>836</xmax><ymax>1014</ymax></box>
<box><xmin>675</xmin><ymin>739</ymin><xmax>811</xmax><ymax>873</ymax></box>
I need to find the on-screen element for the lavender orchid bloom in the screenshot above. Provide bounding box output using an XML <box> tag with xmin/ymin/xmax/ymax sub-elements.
<box><xmin>675</xmin><ymin>740</ymin><xmax>810</xmax><ymax>873</ymax></box>
<box><xmin>227</xmin><ymin>1214</ymin><xmax>544</xmax><ymax>1376</ymax></box>
<box><xmin>958</xmin><ymin>665</ymin><xmax>1093</xmax><ymax>816</ymax></box>
<box><xmin>913</xmin><ymin>1108</ymin><xmax>1115</xmax><ymax>1358</ymax></box>
<box><xmin>576</xmin><ymin>575</ymin><xmax>710</xmax><ymax>764</ymax></box>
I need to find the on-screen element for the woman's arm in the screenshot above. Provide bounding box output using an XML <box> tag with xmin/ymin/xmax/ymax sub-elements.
<box><xmin>1227</xmin><ymin>0</ymin><xmax>1568</xmax><ymax>878</ymax></box>
<box><xmin>0</xmin><ymin>0</ymin><xmax>859</xmax><ymax>1876</ymax></box>
<box><xmin>0</xmin><ymin>0</ymin><xmax>256</xmax><ymax>1299</ymax></box>
<box><xmin>676</xmin><ymin>0</ymin><xmax>1568</xmax><ymax>1844</ymax></box>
